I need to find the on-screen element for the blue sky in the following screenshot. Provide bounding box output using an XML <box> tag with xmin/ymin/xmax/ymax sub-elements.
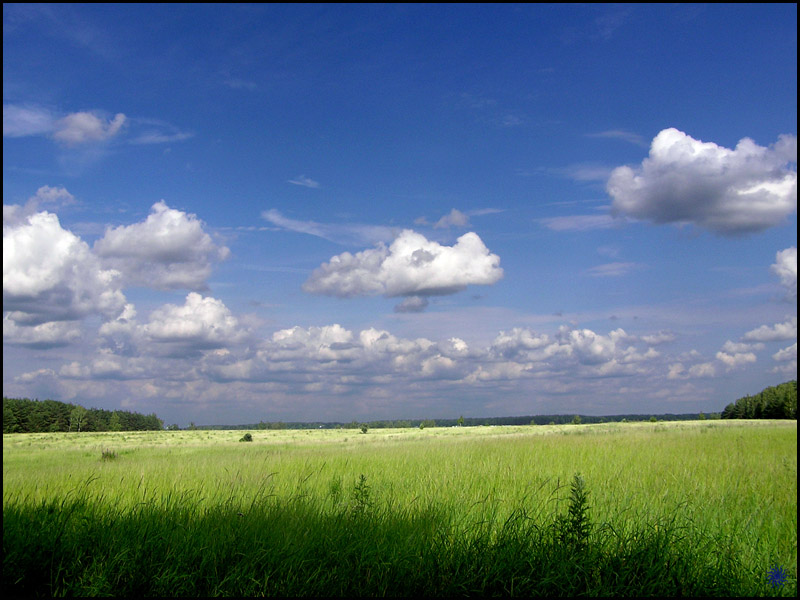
<box><xmin>3</xmin><ymin>4</ymin><xmax>796</xmax><ymax>426</ymax></box>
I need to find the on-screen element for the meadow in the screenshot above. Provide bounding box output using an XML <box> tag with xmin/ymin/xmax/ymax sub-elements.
<box><xmin>3</xmin><ymin>420</ymin><xmax>797</xmax><ymax>596</ymax></box>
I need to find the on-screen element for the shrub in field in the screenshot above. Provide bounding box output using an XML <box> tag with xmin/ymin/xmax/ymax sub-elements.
<box><xmin>556</xmin><ymin>473</ymin><xmax>592</xmax><ymax>551</ymax></box>
<box><xmin>349</xmin><ymin>474</ymin><xmax>371</xmax><ymax>517</ymax></box>
<box><xmin>100</xmin><ymin>448</ymin><xmax>117</xmax><ymax>461</ymax></box>
<box><xmin>239</xmin><ymin>433</ymin><xmax>253</xmax><ymax>442</ymax></box>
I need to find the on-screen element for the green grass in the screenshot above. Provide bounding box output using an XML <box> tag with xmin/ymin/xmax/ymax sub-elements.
<box><xmin>3</xmin><ymin>420</ymin><xmax>797</xmax><ymax>596</ymax></box>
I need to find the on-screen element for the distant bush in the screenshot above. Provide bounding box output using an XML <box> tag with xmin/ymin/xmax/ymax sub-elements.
<box><xmin>100</xmin><ymin>449</ymin><xmax>117</xmax><ymax>461</ymax></box>
<box><xmin>239</xmin><ymin>433</ymin><xmax>253</xmax><ymax>442</ymax></box>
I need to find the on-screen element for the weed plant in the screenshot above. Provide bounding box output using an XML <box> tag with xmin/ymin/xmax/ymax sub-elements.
<box><xmin>3</xmin><ymin>420</ymin><xmax>796</xmax><ymax>596</ymax></box>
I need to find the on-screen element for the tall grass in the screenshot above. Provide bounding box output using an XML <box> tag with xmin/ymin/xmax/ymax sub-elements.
<box><xmin>3</xmin><ymin>420</ymin><xmax>796</xmax><ymax>596</ymax></box>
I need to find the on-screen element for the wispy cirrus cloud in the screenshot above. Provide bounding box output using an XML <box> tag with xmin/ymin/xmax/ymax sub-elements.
<box><xmin>2</xmin><ymin>104</ymin><xmax>56</xmax><ymax>137</ymax></box>
<box><xmin>287</xmin><ymin>175</ymin><xmax>320</xmax><ymax>189</ymax></box>
<box><xmin>586</xmin><ymin>129</ymin><xmax>648</xmax><ymax>147</ymax></box>
<box><xmin>586</xmin><ymin>262</ymin><xmax>643</xmax><ymax>277</ymax></box>
<box><xmin>261</xmin><ymin>209</ymin><xmax>398</xmax><ymax>246</ymax></box>
<box><xmin>538</xmin><ymin>214</ymin><xmax>618</xmax><ymax>232</ymax></box>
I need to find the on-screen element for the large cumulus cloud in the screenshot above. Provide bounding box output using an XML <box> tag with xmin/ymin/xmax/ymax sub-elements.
<box><xmin>94</xmin><ymin>201</ymin><xmax>230</xmax><ymax>290</ymax></box>
<box><xmin>302</xmin><ymin>230</ymin><xmax>503</xmax><ymax>309</ymax></box>
<box><xmin>3</xmin><ymin>210</ymin><xmax>127</xmax><ymax>339</ymax></box>
<box><xmin>608</xmin><ymin>128</ymin><xmax>797</xmax><ymax>235</ymax></box>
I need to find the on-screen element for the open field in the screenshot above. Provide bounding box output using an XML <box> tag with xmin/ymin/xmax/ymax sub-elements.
<box><xmin>3</xmin><ymin>420</ymin><xmax>797</xmax><ymax>596</ymax></box>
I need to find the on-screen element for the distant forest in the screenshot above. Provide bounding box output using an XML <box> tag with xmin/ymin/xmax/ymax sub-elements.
<box><xmin>720</xmin><ymin>380</ymin><xmax>796</xmax><ymax>420</ymax></box>
<box><xmin>3</xmin><ymin>380</ymin><xmax>796</xmax><ymax>434</ymax></box>
<box><xmin>3</xmin><ymin>397</ymin><xmax>163</xmax><ymax>434</ymax></box>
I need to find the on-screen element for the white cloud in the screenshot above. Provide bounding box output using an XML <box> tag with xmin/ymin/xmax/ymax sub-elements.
<box><xmin>52</xmin><ymin>111</ymin><xmax>126</xmax><ymax>146</ymax></box>
<box><xmin>743</xmin><ymin>316</ymin><xmax>797</xmax><ymax>342</ymax></box>
<box><xmin>302</xmin><ymin>230</ymin><xmax>503</xmax><ymax>307</ymax></box>
<box><xmin>3</xmin><ymin>316</ymin><xmax>82</xmax><ymax>348</ymax></box>
<box><xmin>4</xmin><ymin>105</ymin><xmax>191</xmax><ymax>149</ymax></box>
<box><xmin>608</xmin><ymin>128</ymin><xmax>797</xmax><ymax>235</ymax></box>
<box><xmin>144</xmin><ymin>293</ymin><xmax>246</xmax><ymax>352</ymax></box>
<box><xmin>772</xmin><ymin>342</ymin><xmax>797</xmax><ymax>363</ymax></box>
<box><xmin>3</xmin><ymin>209</ymin><xmax>127</xmax><ymax>326</ymax></box>
<box><xmin>640</xmin><ymin>331</ymin><xmax>676</xmax><ymax>345</ymax></box>
<box><xmin>94</xmin><ymin>201</ymin><xmax>230</xmax><ymax>290</ymax></box>
<box><xmin>771</xmin><ymin>247</ymin><xmax>797</xmax><ymax>300</ymax></box>
<box><xmin>771</xmin><ymin>342</ymin><xmax>797</xmax><ymax>375</ymax></box>
<box><xmin>3</xmin><ymin>104</ymin><xmax>56</xmax><ymax>137</ymax></box>
<box><xmin>3</xmin><ymin>186</ymin><xmax>76</xmax><ymax>227</ymax></box>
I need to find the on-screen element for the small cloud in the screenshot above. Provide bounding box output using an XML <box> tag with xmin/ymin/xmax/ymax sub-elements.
<box><xmin>434</xmin><ymin>208</ymin><xmax>470</xmax><ymax>229</ymax></box>
<box><xmin>586</xmin><ymin>129</ymin><xmax>647</xmax><ymax>147</ymax></box>
<box><xmin>52</xmin><ymin>111</ymin><xmax>126</xmax><ymax>146</ymax></box>
<box><xmin>288</xmin><ymin>175</ymin><xmax>320</xmax><ymax>189</ymax></box>
<box><xmin>223</xmin><ymin>78</ymin><xmax>258</xmax><ymax>91</ymax></box>
<box><xmin>586</xmin><ymin>262</ymin><xmax>642</xmax><ymax>277</ymax></box>
<box><xmin>394</xmin><ymin>296</ymin><xmax>429</xmax><ymax>313</ymax></box>
<box><xmin>771</xmin><ymin>247</ymin><xmax>797</xmax><ymax>301</ymax></box>
<box><xmin>539</xmin><ymin>214</ymin><xmax>617</xmax><ymax>232</ymax></box>
<box><xmin>129</xmin><ymin>119</ymin><xmax>193</xmax><ymax>145</ymax></box>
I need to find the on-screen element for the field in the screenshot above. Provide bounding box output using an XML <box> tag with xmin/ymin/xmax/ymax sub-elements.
<box><xmin>3</xmin><ymin>420</ymin><xmax>797</xmax><ymax>596</ymax></box>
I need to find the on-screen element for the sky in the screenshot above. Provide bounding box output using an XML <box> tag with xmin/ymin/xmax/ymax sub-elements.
<box><xmin>3</xmin><ymin>4</ymin><xmax>797</xmax><ymax>427</ymax></box>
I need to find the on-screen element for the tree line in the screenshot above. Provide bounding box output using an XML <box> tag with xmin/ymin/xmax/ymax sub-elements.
<box><xmin>3</xmin><ymin>397</ymin><xmax>164</xmax><ymax>434</ymax></box>
<box><xmin>721</xmin><ymin>380</ymin><xmax>797</xmax><ymax>420</ymax></box>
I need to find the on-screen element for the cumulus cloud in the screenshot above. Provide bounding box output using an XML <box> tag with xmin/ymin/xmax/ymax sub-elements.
<box><xmin>743</xmin><ymin>316</ymin><xmax>797</xmax><ymax>342</ymax></box>
<box><xmin>3</xmin><ymin>186</ymin><xmax>76</xmax><ymax>226</ymax></box>
<box><xmin>772</xmin><ymin>342</ymin><xmax>797</xmax><ymax>375</ymax></box>
<box><xmin>771</xmin><ymin>247</ymin><xmax>797</xmax><ymax>300</ymax></box>
<box><xmin>608</xmin><ymin>128</ymin><xmax>797</xmax><ymax>235</ymax></box>
<box><xmin>302</xmin><ymin>230</ymin><xmax>503</xmax><ymax>308</ymax></box>
<box><xmin>144</xmin><ymin>293</ymin><xmax>246</xmax><ymax>353</ymax></box>
<box><xmin>394</xmin><ymin>296</ymin><xmax>429</xmax><ymax>313</ymax></box>
<box><xmin>485</xmin><ymin>326</ymin><xmax>658</xmax><ymax>379</ymax></box>
<box><xmin>3</xmin><ymin>209</ymin><xmax>127</xmax><ymax>327</ymax></box>
<box><xmin>52</xmin><ymin>111</ymin><xmax>126</xmax><ymax>146</ymax></box>
<box><xmin>94</xmin><ymin>201</ymin><xmax>230</xmax><ymax>290</ymax></box>
<box><xmin>3</xmin><ymin>317</ymin><xmax>82</xmax><ymax>348</ymax></box>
